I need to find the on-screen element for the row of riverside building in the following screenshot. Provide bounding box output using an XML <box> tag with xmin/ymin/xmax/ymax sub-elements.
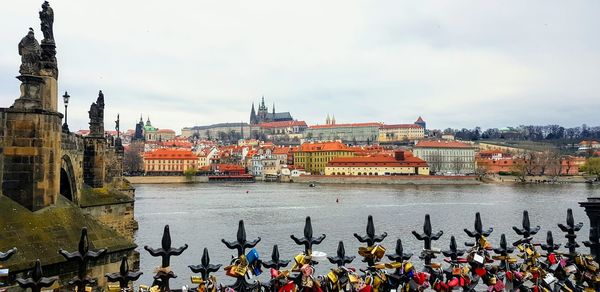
<box><xmin>87</xmin><ymin>97</ymin><xmax>593</xmax><ymax>179</ymax></box>
<box><xmin>132</xmin><ymin>136</ymin><xmax>589</xmax><ymax>179</ymax></box>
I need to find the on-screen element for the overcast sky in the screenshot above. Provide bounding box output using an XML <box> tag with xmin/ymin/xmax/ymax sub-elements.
<box><xmin>1</xmin><ymin>1</ymin><xmax>599</xmax><ymax>133</ymax></box>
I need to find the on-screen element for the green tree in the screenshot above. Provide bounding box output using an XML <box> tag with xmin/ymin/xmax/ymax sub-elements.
<box><xmin>183</xmin><ymin>167</ymin><xmax>197</xmax><ymax>181</ymax></box>
<box><xmin>582</xmin><ymin>158</ymin><xmax>600</xmax><ymax>179</ymax></box>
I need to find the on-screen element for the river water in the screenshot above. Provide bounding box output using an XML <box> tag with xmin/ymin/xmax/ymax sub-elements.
<box><xmin>133</xmin><ymin>182</ymin><xmax>600</xmax><ymax>288</ymax></box>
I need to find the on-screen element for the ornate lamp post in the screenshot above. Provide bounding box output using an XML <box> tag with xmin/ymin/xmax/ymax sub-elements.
<box><xmin>62</xmin><ymin>91</ymin><xmax>70</xmax><ymax>133</ymax></box>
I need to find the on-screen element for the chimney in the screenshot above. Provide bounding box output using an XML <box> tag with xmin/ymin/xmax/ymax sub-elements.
<box><xmin>394</xmin><ymin>150</ymin><xmax>405</xmax><ymax>161</ymax></box>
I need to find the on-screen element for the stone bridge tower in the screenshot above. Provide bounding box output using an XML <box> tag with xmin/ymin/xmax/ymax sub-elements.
<box><xmin>0</xmin><ymin>3</ymin><xmax>61</xmax><ymax>211</ymax></box>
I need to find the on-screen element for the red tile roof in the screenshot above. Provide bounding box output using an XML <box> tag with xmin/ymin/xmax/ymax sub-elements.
<box><xmin>415</xmin><ymin>140</ymin><xmax>473</xmax><ymax>149</ymax></box>
<box><xmin>415</xmin><ymin>116</ymin><xmax>425</xmax><ymax>123</ymax></box>
<box><xmin>144</xmin><ymin>148</ymin><xmax>197</xmax><ymax>160</ymax></box>
<box><xmin>309</xmin><ymin>122</ymin><xmax>382</xmax><ymax>129</ymax></box>
<box><xmin>258</xmin><ymin>120</ymin><xmax>307</xmax><ymax>128</ymax></box>
<box><xmin>273</xmin><ymin>147</ymin><xmax>291</xmax><ymax>155</ymax></box>
<box><xmin>298</xmin><ymin>141</ymin><xmax>352</xmax><ymax>152</ymax></box>
<box><xmin>380</xmin><ymin>124</ymin><xmax>422</xmax><ymax>129</ymax></box>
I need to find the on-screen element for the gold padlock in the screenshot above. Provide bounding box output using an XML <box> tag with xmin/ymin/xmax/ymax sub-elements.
<box><xmin>107</xmin><ymin>283</ymin><xmax>120</xmax><ymax>292</ymax></box>
<box><xmin>373</xmin><ymin>262</ymin><xmax>386</xmax><ymax>270</ymax></box>
<box><xmin>235</xmin><ymin>263</ymin><xmax>247</xmax><ymax>277</ymax></box>
<box><xmin>191</xmin><ymin>276</ymin><xmax>204</xmax><ymax>284</ymax></box>
<box><xmin>403</xmin><ymin>262</ymin><xmax>414</xmax><ymax>272</ymax></box>
<box><xmin>371</xmin><ymin>245</ymin><xmax>386</xmax><ymax>259</ymax></box>
<box><xmin>327</xmin><ymin>270</ymin><xmax>338</xmax><ymax>283</ymax></box>
<box><xmin>385</xmin><ymin>262</ymin><xmax>402</xmax><ymax>269</ymax></box>
<box><xmin>479</xmin><ymin>236</ymin><xmax>491</xmax><ymax>249</ymax></box>
<box><xmin>358</xmin><ymin>247</ymin><xmax>371</xmax><ymax>258</ymax></box>
<box><xmin>293</xmin><ymin>254</ymin><xmax>307</xmax><ymax>269</ymax></box>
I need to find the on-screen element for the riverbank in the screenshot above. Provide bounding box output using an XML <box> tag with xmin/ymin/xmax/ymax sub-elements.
<box><xmin>126</xmin><ymin>176</ymin><xmax>209</xmax><ymax>184</ymax></box>
<box><xmin>484</xmin><ymin>175</ymin><xmax>590</xmax><ymax>184</ymax></box>
<box><xmin>292</xmin><ymin>175</ymin><xmax>481</xmax><ymax>185</ymax></box>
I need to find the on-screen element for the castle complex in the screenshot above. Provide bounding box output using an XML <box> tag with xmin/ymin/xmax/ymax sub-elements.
<box><xmin>249</xmin><ymin>96</ymin><xmax>293</xmax><ymax>125</ymax></box>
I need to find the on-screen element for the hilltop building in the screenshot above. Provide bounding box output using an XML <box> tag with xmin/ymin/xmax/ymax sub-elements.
<box><xmin>182</xmin><ymin>123</ymin><xmax>250</xmax><ymax>140</ymax></box>
<box><xmin>304</xmin><ymin>122</ymin><xmax>382</xmax><ymax>144</ymax></box>
<box><xmin>415</xmin><ymin>116</ymin><xmax>426</xmax><ymax>130</ymax></box>
<box><xmin>249</xmin><ymin>96</ymin><xmax>293</xmax><ymax>125</ymax></box>
<box><xmin>378</xmin><ymin>124</ymin><xmax>424</xmax><ymax>142</ymax></box>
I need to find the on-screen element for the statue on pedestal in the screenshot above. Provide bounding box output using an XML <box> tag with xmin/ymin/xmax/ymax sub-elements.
<box><xmin>39</xmin><ymin>1</ymin><xmax>58</xmax><ymax>78</ymax></box>
<box><xmin>18</xmin><ymin>28</ymin><xmax>42</xmax><ymax>75</ymax></box>
<box><xmin>39</xmin><ymin>1</ymin><xmax>54</xmax><ymax>43</ymax></box>
<box><xmin>88</xmin><ymin>91</ymin><xmax>106</xmax><ymax>136</ymax></box>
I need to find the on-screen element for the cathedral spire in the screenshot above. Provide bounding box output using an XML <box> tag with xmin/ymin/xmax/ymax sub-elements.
<box><xmin>261</xmin><ymin>95</ymin><xmax>265</xmax><ymax>108</ymax></box>
<box><xmin>326</xmin><ymin>114</ymin><xmax>331</xmax><ymax>125</ymax></box>
<box><xmin>272</xmin><ymin>103</ymin><xmax>275</xmax><ymax>115</ymax></box>
<box><xmin>250</xmin><ymin>102</ymin><xmax>257</xmax><ymax>125</ymax></box>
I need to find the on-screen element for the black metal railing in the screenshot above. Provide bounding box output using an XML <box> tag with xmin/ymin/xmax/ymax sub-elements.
<box><xmin>3</xmin><ymin>208</ymin><xmax>600</xmax><ymax>292</ymax></box>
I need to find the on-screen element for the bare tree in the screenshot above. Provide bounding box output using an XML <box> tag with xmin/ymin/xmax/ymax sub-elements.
<box><xmin>511</xmin><ymin>158</ymin><xmax>528</xmax><ymax>182</ymax></box>
<box><xmin>475</xmin><ymin>162</ymin><xmax>489</xmax><ymax>180</ymax></box>
<box><xmin>123</xmin><ymin>141</ymin><xmax>144</xmax><ymax>174</ymax></box>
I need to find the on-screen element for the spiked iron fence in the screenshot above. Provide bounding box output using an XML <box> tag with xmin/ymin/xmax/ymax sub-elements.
<box><xmin>3</xmin><ymin>207</ymin><xmax>600</xmax><ymax>292</ymax></box>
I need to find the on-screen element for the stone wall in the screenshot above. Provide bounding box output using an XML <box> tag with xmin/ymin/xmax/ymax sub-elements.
<box><xmin>81</xmin><ymin>201</ymin><xmax>137</xmax><ymax>240</ymax></box>
<box><xmin>293</xmin><ymin>175</ymin><xmax>481</xmax><ymax>185</ymax></box>
<box><xmin>126</xmin><ymin>175</ymin><xmax>209</xmax><ymax>184</ymax></box>
<box><xmin>84</xmin><ymin>137</ymin><xmax>106</xmax><ymax>188</ymax></box>
<box><xmin>0</xmin><ymin>108</ymin><xmax>62</xmax><ymax>211</ymax></box>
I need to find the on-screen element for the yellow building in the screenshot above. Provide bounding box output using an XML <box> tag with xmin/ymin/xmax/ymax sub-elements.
<box><xmin>378</xmin><ymin>124</ymin><xmax>424</xmax><ymax>142</ymax></box>
<box><xmin>293</xmin><ymin>141</ymin><xmax>354</xmax><ymax>174</ymax></box>
<box><xmin>324</xmin><ymin>151</ymin><xmax>429</xmax><ymax>176</ymax></box>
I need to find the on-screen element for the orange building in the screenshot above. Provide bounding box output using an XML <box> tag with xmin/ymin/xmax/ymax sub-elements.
<box><xmin>143</xmin><ymin>148</ymin><xmax>199</xmax><ymax>173</ymax></box>
<box><xmin>293</xmin><ymin>141</ymin><xmax>354</xmax><ymax>174</ymax></box>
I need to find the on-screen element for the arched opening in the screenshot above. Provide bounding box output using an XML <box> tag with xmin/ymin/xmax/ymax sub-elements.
<box><xmin>60</xmin><ymin>155</ymin><xmax>77</xmax><ymax>203</ymax></box>
<box><xmin>60</xmin><ymin>168</ymin><xmax>73</xmax><ymax>201</ymax></box>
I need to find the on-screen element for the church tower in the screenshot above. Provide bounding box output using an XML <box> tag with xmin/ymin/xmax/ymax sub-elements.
<box><xmin>249</xmin><ymin>102</ymin><xmax>257</xmax><ymax>125</ymax></box>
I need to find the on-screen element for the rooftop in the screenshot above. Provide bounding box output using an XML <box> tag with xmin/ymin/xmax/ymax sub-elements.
<box><xmin>380</xmin><ymin>124</ymin><xmax>422</xmax><ymax>129</ymax></box>
<box><xmin>298</xmin><ymin>141</ymin><xmax>352</xmax><ymax>152</ymax></box>
<box><xmin>258</xmin><ymin>120</ymin><xmax>307</xmax><ymax>128</ymax></box>
<box><xmin>309</xmin><ymin>122</ymin><xmax>382</xmax><ymax>129</ymax></box>
<box><xmin>415</xmin><ymin>140</ymin><xmax>474</xmax><ymax>149</ymax></box>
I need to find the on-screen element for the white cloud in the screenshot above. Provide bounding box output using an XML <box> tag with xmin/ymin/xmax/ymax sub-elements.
<box><xmin>1</xmin><ymin>0</ymin><xmax>599</xmax><ymax>132</ymax></box>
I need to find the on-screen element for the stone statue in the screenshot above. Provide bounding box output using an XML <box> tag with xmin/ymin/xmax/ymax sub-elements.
<box><xmin>89</xmin><ymin>102</ymin><xmax>99</xmax><ymax>122</ymax></box>
<box><xmin>18</xmin><ymin>28</ymin><xmax>42</xmax><ymax>75</ymax></box>
<box><xmin>39</xmin><ymin>1</ymin><xmax>54</xmax><ymax>42</ymax></box>
<box><xmin>88</xmin><ymin>90</ymin><xmax>106</xmax><ymax>136</ymax></box>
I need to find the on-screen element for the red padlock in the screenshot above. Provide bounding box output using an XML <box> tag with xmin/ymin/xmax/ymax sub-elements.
<box><xmin>475</xmin><ymin>267</ymin><xmax>487</xmax><ymax>277</ymax></box>
<box><xmin>278</xmin><ymin>282</ymin><xmax>295</xmax><ymax>292</ymax></box>
<box><xmin>548</xmin><ymin>253</ymin><xmax>557</xmax><ymax>265</ymax></box>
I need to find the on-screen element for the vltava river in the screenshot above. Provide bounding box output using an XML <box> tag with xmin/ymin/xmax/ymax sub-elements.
<box><xmin>133</xmin><ymin>182</ymin><xmax>600</xmax><ymax>288</ymax></box>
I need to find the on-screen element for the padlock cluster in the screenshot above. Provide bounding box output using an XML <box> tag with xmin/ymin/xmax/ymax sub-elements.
<box><xmin>3</xmin><ymin>209</ymin><xmax>600</xmax><ymax>292</ymax></box>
